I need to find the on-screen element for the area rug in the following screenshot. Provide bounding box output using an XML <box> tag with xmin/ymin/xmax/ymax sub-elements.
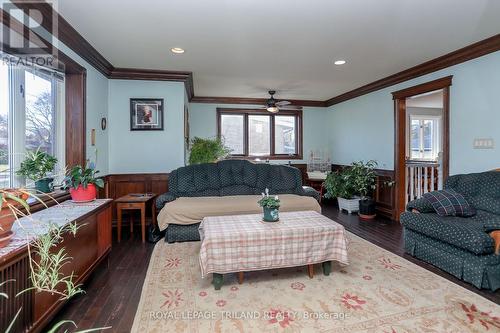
<box><xmin>131</xmin><ymin>232</ymin><xmax>499</xmax><ymax>333</ymax></box>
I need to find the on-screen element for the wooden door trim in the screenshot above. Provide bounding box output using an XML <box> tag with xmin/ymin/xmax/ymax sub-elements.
<box><xmin>392</xmin><ymin>76</ymin><xmax>452</xmax><ymax>220</ymax></box>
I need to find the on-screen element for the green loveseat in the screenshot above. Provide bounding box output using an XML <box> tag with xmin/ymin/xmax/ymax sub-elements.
<box><xmin>156</xmin><ymin>160</ymin><xmax>320</xmax><ymax>243</ymax></box>
<box><xmin>401</xmin><ymin>171</ymin><xmax>500</xmax><ymax>291</ymax></box>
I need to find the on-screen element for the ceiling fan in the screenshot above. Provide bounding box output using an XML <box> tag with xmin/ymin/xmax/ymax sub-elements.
<box><xmin>261</xmin><ymin>90</ymin><xmax>301</xmax><ymax>113</ymax></box>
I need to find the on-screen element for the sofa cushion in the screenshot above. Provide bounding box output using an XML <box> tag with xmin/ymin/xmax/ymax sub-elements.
<box><xmin>406</xmin><ymin>197</ymin><xmax>435</xmax><ymax>213</ymax></box>
<box><xmin>422</xmin><ymin>189</ymin><xmax>476</xmax><ymax>217</ymax></box>
<box><xmin>175</xmin><ymin>163</ymin><xmax>220</xmax><ymax>196</ymax></box>
<box><xmin>445</xmin><ymin>171</ymin><xmax>500</xmax><ymax>215</ymax></box>
<box><xmin>218</xmin><ymin>160</ymin><xmax>257</xmax><ymax>187</ymax></box>
<box><xmin>157</xmin><ymin>194</ymin><xmax>321</xmax><ymax>231</ymax></box>
<box><xmin>400</xmin><ymin>211</ymin><xmax>495</xmax><ymax>255</ymax></box>
<box><xmin>255</xmin><ymin>164</ymin><xmax>301</xmax><ymax>195</ymax></box>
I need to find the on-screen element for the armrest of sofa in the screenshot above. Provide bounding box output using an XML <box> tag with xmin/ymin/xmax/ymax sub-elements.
<box><xmin>406</xmin><ymin>197</ymin><xmax>435</xmax><ymax>213</ymax></box>
<box><xmin>156</xmin><ymin>192</ymin><xmax>177</xmax><ymax>210</ymax></box>
<box><xmin>301</xmin><ymin>186</ymin><xmax>320</xmax><ymax>202</ymax></box>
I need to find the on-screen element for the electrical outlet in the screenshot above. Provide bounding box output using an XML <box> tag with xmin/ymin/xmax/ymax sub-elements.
<box><xmin>473</xmin><ymin>138</ymin><xmax>494</xmax><ymax>149</ymax></box>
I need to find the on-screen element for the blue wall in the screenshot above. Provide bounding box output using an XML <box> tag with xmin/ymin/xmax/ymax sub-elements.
<box><xmin>327</xmin><ymin>51</ymin><xmax>500</xmax><ymax>174</ymax></box>
<box><xmin>108</xmin><ymin>80</ymin><xmax>185</xmax><ymax>173</ymax></box>
<box><xmin>189</xmin><ymin>103</ymin><xmax>329</xmax><ymax>164</ymax></box>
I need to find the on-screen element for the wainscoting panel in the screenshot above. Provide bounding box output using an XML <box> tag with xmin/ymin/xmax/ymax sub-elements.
<box><xmin>100</xmin><ymin>173</ymin><xmax>169</xmax><ymax>219</ymax></box>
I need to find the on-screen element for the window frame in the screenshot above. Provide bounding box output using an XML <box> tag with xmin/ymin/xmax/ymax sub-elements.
<box><xmin>216</xmin><ymin>108</ymin><xmax>303</xmax><ymax>160</ymax></box>
<box><xmin>408</xmin><ymin>114</ymin><xmax>441</xmax><ymax>162</ymax></box>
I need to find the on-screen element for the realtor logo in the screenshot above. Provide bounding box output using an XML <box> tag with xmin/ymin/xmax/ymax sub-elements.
<box><xmin>1</xmin><ymin>1</ymin><xmax>58</xmax><ymax>56</ymax></box>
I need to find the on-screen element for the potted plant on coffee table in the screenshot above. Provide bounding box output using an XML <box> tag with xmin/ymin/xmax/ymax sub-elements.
<box><xmin>258</xmin><ymin>188</ymin><xmax>280</xmax><ymax>222</ymax></box>
<box><xmin>63</xmin><ymin>162</ymin><xmax>104</xmax><ymax>202</ymax></box>
<box><xmin>351</xmin><ymin>160</ymin><xmax>378</xmax><ymax>219</ymax></box>
<box><xmin>16</xmin><ymin>148</ymin><xmax>58</xmax><ymax>193</ymax></box>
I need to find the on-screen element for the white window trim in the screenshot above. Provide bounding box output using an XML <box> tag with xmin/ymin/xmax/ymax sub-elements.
<box><xmin>3</xmin><ymin>63</ymin><xmax>65</xmax><ymax>188</ymax></box>
<box><xmin>408</xmin><ymin>114</ymin><xmax>441</xmax><ymax>162</ymax></box>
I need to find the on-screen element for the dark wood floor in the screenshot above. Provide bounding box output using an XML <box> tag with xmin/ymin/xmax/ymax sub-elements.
<box><xmin>51</xmin><ymin>203</ymin><xmax>499</xmax><ymax>332</ymax></box>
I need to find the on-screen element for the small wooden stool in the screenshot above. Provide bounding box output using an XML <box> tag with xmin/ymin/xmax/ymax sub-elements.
<box><xmin>116</xmin><ymin>193</ymin><xmax>156</xmax><ymax>243</ymax></box>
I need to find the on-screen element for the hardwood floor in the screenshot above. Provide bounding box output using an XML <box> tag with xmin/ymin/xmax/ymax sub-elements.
<box><xmin>50</xmin><ymin>202</ymin><xmax>499</xmax><ymax>332</ymax></box>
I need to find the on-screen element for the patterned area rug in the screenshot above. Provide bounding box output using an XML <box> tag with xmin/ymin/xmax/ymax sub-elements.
<box><xmin>131</xmin><ymin>232</ymin><xmax>499</xmax><ymax>333</ymax></box>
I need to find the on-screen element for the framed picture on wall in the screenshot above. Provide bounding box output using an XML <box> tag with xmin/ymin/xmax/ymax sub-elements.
<box><xmin>130</xmin><ymin>98</ymin><xmax>164</xmax><ymax>130</ymax></box>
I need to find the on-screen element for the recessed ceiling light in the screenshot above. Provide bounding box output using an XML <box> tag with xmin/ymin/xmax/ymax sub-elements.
<box><xmin>171</xmin><ymin>47</ymin><xmax>185</xmax><ymax>54</ymax></box>
<box><xmin>334</xmin><ymin>60</ymin><xmax>346</xmax><ymax>65</ymax></box>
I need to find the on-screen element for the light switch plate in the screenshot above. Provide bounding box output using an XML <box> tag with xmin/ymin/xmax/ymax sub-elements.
<box><xmin>473</xmin><ymin>138</ymin><xmax>494</xmax><ymax>149</ymax></box>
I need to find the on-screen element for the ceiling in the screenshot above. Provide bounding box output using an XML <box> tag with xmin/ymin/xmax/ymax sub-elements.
<box><xmin>56</xmin><ymin>0</ymin><xmax>500</xmax><ymax>100</ymax></box>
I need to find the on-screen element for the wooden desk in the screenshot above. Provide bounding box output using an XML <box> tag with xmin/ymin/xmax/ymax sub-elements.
<box><xmin>116</xmin><ymin>193</ymin><xmax>156</xmax><ymax>243</ymax></box>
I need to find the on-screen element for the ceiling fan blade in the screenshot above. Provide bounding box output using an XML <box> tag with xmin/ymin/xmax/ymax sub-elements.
<box><xmin>276</xmin><ymin>100</ymin><xmax>291</xmax><ymax>106</ymax></box>
<box><xmin>279</xmin><ymin>105</ymin><xmax>302</xmax><ymax>110</ymax></box>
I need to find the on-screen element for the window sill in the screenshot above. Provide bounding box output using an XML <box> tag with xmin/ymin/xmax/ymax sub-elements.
<box><xmin>26</xmin><ymin>190</ymin><xmax>71</xmax><ymax>214</ymax></box>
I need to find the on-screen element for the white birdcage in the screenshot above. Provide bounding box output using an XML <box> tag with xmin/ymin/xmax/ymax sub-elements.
<box><xmin>306</xmin><ymin>150</ymin><xmax>331</xmax><ymax>180</ymax></box>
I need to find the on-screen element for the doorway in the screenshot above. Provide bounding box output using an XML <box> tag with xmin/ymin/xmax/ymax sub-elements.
<box><xmin>392</xmin><ymin>76</ymin><xmax>452</xmax><ymax>220</ymax></box>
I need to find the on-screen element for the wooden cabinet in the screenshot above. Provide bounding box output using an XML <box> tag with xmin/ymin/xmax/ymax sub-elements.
<box><xmin>0</xmin><ymin>200</ymin><xmax>112</xmax><ymax>333</ymax></box>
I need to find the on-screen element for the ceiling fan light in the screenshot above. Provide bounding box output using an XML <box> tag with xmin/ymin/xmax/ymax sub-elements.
<box><xmin>267</xmin><ymin>106</ymin><xmax>279</xmax><ymax>113</ymax></box>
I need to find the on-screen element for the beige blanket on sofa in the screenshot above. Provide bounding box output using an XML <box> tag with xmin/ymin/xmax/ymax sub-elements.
<box><xmin>157</xmin><ymin>194</ymin><xmax>321</xmax><ymax>231</ymax></box>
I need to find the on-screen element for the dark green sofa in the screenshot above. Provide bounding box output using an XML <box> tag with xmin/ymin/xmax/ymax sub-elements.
<box><xmin>401</xmin><ymin>171</ymin><xmax>500</xmax><ymax>291</ymax></box>
<box><xmin>156</xmin><ymin>160</ymin><xmax>320</xmax><ymax>243</ymax></box>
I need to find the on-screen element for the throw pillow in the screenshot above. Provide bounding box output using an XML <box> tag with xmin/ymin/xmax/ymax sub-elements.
<box><xmin>422</xmin><ymin>189</ymin><xmax>476</xmax><ymax>217</ymax></box>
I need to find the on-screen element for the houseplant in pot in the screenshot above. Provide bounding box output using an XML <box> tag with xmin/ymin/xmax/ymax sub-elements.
<box><xmin>324</xmin><ymin>167</ymin><xmax>359</xmax><ymax>214</ymax></box>
<box><xmin>258</xmin><ymin>188</ymin><xmax>280</xmax><ymax>222</ymax></box>
<box><xmin>63</xmin><ymin>163</ymin><xmax>104</xmax><ymax>202</ymax></box>
<box><xmin>351</xmin><ymin>160</ymin><xmax>378</xmax><ymax>219</ymax></box>
<box><xmin>16</xmin><ymin>148</ymin><xmax>58</xmax><ymax>193</ymax></box>
<box><xmin>0</xmin><ymin>189</ymin><xmax>30</xmax><ymax>247</ymax></box>
<box><xmin>188</xmin><ymin>137</ymin><xmax>231</xmax><ymax>165</ymax></box>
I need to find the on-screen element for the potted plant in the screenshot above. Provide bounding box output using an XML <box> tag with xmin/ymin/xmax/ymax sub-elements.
<box><xmin>63</xmin><ymin>163</ymin><xmax>104</xmax><ymax>202</ymax></box>
<box><xmin>258</xmin><ymin>188</ymin><xmax>280</xmax><ymax>222</ymax></box>
<box><xmin>188</xmin><ymin>137</ymin><xmax>231</xmax><ymax>165</ymax></box>
<box><xmin>324</xmin><ymin>167</ymin><xmax>359</xmax><ymax>214</ymax></box>
<box><xmin>0</xmin><ymin>189</ymin><xmax>30</xmax><ymax>247</ymax></box>
<box><xmin>324</xmin><ymin>160</ymin><xmax>378</xmax><ymax>216</ymax></box>
<box><xmin>351</xmin><ymin>160</ymin><xmax>378</xmax><ymax>219</ymax></box>
<box><xmin>16</xmin><ymin>149</ymin><xmax>58</xmax><ymax>193</ymax></box>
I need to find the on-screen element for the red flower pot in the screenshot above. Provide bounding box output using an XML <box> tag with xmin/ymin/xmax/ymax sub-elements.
<box><xmin>69</xmin><ymin>184</ymin><xmax>97</xmax><ymax>202</ymax></box>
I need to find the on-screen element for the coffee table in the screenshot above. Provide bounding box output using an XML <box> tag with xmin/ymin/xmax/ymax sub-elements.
<box><xmin>199</xmin><ymin>210</ymin><xmax>349</xmax><ymax>290</ymax></box>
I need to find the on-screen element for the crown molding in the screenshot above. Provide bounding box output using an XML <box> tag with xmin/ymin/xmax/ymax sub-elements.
<box><xmin>191</xmin><ymin>96</ymin><xmax>326</xmax><ymax>107</ymax></box>
<box><xmin>11</xmin><ymin>0</ymin><xmax>114</xmax><ymax>76</ymax></box>
<box><xmin>391</xmin><ymin>75</ymin><xmax>453</xmax><ymax>100</ymax></box>
<box><xmin>325</xmin><ymin>34</ymin><xmax>500</xmax><ymax>107</ymax></box>
<box><xmin>109</xmin><ymin>68</ymin><xmax>194</xmax><ymax>100</ymax></box>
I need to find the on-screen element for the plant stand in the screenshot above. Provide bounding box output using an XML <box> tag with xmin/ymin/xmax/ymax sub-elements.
<box><xmin>337</xmin><ymin>197</ymin><xmax>360</xmax><ymax>214</ymax></box>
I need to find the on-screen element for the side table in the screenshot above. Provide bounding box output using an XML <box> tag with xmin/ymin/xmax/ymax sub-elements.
<box><xmin>116</xmin><ymin>193</ymin><xmax>156</xmax><ymax>243</ymax></box>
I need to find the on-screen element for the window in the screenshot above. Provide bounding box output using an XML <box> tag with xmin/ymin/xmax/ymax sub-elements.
<box><xmin>217</xmin><ymin>108</ymin><xmax>302</xmax><ymax>159</ymax></box>
<box><xmin>0</xmin><ymin>59</ymin><xmax>65</xmax><ymax>188</ymax></box>
<box><xmin>409</xmin><ymin>115</ymin><xmax>440</xmax><ymax>161</ymax></box>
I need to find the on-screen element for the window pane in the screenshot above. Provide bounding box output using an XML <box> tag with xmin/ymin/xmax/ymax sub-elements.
<box><xmin>422</xmin><ymin>120</ymin><xmax>433</xmax><ymax>151</ymax></box>
<box><xmin>410</xmin><ymin>119</ymin><xmax>420</xmax><ymax>159</ymax></box>
<box><xmin>25</xmin><ymin>71</ymin><xmax>54</xmax><ymax>155</ymax></box>
<box><xmin>220</xmin><ymin>114</ymin><xmax>244</xmax><ymax>154</ymax></box>
<box><xmin>248</xmin><ymin>115</ymin><xmax>270</xmax><ymax>156</ymax></box>
<box><xmin>0</xmin><ymin>63</ymin><xmax>9</xmax><ymax>187</ymax></box>
<box><xmin>275</xmin><ymin>115</ymin><xmax>296</xmax><ymax>154</ymax></box>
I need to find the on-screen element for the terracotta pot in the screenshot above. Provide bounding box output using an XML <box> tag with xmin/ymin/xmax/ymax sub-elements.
<box><xmin>69</xmin><ymin>184</ymin><xmax>97</xmax><ymax>202</ymax></box>
<box><xmin>0</xmin><ymin>207</ymin><xmax>15</xmax><ymax>239</ymax></box>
